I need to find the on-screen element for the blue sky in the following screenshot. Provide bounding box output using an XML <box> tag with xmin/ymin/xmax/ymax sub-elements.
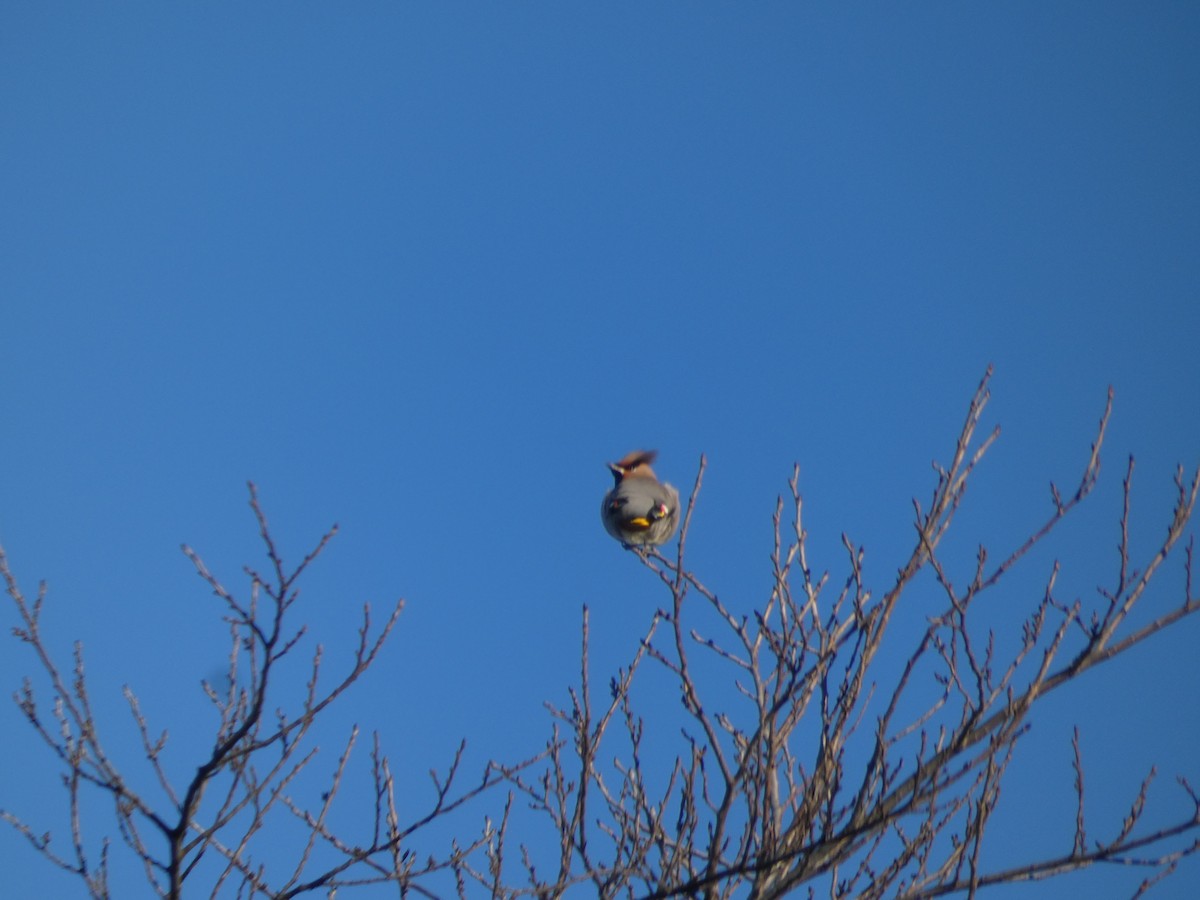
<box><xmin>2</xmin><ymin>3</ymin><xmax>1198</xmax><ymax>897</ymax></box>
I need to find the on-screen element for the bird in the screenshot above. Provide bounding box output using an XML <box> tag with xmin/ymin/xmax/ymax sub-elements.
<box><xmin>600</xmin><ymin>449</ymin><xmax>680</xmax><ymax>548</ymax></box>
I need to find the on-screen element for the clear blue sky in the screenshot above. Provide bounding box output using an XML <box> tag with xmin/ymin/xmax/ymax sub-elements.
<box><xmin>2</xmin><ymin>4</ymin><xmax>1198</xmax><ymax>897</ymax></box>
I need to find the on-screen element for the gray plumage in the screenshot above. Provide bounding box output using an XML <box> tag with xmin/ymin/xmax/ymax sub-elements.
<box><xmin>600</xmin><ymin>450</ymin><xmax>680</xmax><ymax>547</ymax></box>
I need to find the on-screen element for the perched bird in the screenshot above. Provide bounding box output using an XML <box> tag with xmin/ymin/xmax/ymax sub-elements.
<box><xmin>600</xmin><ymin>450</ymin><xmax>680</xmax><ymax>547</ymax></box>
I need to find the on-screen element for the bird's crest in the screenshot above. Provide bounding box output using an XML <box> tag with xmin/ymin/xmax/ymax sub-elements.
<box><xmin>609</xmin><ymin>449</ymin><xmax>659</xmax><ymax>482</ymax></box>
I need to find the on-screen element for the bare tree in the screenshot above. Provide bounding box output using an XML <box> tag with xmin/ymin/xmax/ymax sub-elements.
<box><xmin>1</xmin><ymin>485</ymin><xmax>532</xmax><ymax>899</ymax></box>
<box><xmin>4</xmin><ymin>370</ymin><xmax>1199</xmax><ymax>898</ymax></box>
<box><xmin>496</xmin><ymin>369</ymin><xmax>1200</xmax><ymax>898</ymax></box>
